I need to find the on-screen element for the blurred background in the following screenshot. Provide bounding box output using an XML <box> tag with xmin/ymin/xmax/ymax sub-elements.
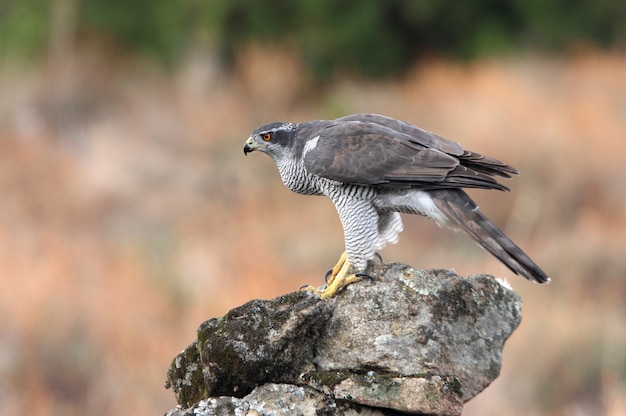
<box><xmin>0</xmin><ymin>0</ymin><xmax>625</xmax><ymax>415</ymax></box>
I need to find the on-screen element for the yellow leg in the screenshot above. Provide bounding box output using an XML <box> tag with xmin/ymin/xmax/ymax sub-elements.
<box><xmin>326</xmin><ymin>251</ymin><xmax>347</xmax><ymax>286</ymax></box>
<box><xmin>303</xmin><ymin>252</ymin><xmax>362</xmax><ymax>299</ymax></box>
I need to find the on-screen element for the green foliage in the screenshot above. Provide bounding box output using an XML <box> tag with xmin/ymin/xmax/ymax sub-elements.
<box><xmin>514</xmin><ymin>0</ymin><xmax>626</xmax><ymax>48</ymax></box>
<box><xmin>1</xmin><ymin>0</ymin><xmax>625</xmax><ymax>76</ymax></box>
<box><xmin>79</xmin><ymin>0</ymin><xmax>195</xmax><ymax>64</ymax></box>
<box><xmin>199</xmin><ymin>0</ymin><xmax>626</xmax><ymax>79</ymax></box>
<box><xmin>0</xmin><ymin>0</ymin><xmax>51</xmax><ymax>61</ymax></box>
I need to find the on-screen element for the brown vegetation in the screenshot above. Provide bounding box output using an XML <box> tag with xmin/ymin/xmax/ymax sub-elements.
<box><xmin>0</xmin><ymin>47</ymin><xmax>624</xmax><ymax>415</ymax></box>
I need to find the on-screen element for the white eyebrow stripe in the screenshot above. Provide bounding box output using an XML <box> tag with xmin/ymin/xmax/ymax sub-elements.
<box><xmin>271</xmin><ymin>123</ymin><xmax>296</xmax><ymax>133</ymax></box>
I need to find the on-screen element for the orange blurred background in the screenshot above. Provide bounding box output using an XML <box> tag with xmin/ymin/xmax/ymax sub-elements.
<box><xmin>0</xmin><ymin>43</ymin><xmax>624</xmax><ymax>415</ymax></box>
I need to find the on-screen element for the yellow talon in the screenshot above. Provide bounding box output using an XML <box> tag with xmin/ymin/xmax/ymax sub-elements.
<box><xmin>326</xmin><ymin>251</ymin><xmax>347</xmax><ymax>286</ymax></box>
<box><xmin>303</xmin><ymin>252</ymin><xmax>363</xmax><ymax>299</ymax></box>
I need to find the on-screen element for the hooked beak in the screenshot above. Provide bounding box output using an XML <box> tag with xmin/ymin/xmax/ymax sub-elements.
<box><xmin>243</xmin><ymin>136</ymin><xmax>263</xmax><ymax>155</ymax></box>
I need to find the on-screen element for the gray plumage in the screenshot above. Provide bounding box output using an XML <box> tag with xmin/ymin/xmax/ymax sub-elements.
<box><xmin>244</xmin><ymin>113</ymin><xmax>549</xmax><ymax>284</ymax></box>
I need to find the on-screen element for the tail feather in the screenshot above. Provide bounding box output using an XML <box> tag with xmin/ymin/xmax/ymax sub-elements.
<box><xmin>431</xmin><ymin>190</ymin><xmax>550</xmax><ymax>283</ymax></box>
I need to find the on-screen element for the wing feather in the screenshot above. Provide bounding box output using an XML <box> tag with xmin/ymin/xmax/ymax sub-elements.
<box><xmin>336</xmin><ymin>113</ymin><xmax>464</xmax><ymax>155</ymax></box>
<box><xmin>303</xmin><ymin>115</ymin><xmax>515</xmax><ymax>191</ymax></box>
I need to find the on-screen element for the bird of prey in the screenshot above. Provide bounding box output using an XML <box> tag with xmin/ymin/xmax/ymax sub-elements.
<box><xmin>244</xmin><ymin>113</ymin><xmax>549</xmax><ymax>298</ymax></box>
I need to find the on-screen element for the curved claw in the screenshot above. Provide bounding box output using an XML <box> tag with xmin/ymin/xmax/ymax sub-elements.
<box><xmin>324</xmin><ymin>269</ymin><xmax>333</xmax><ymax>283</ymax></box>
<box><xmin>300</xmin><ymin>284</ymin><xmax>324</xmax><ymax>296</ymax></box>
<box><xmin>355</xmin><ymin>272</ymin><xmax>373</xmax><ymax>280</ymax></box>
<box><xmin>374</xmin><ymin>252</ymin><xmax>384</xmax><ymax>263</ymax></box>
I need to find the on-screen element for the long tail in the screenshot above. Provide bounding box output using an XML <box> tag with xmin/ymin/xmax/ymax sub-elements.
<box><xmin>430</xmin><ymin>189</ymin><xmax>550</xmax><ymax>283</ymax></box>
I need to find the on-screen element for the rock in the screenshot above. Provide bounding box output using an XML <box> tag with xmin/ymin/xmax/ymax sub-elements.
<box><xmin>165</xmin><ymin>383</ymin><xmax>390</xmax><ymax>416</ymax></box>
<box><xmin>166</xmin><ymin>292</ymin><xmax>333</xmax><ymax>407</ymax></box>
<box><xmin>331</xmin><ymin>373</ymin><xmax>462</xmax><ymax>415</ymax></box>
<box><xmin>165</xmin><ymin>263</ymin><xmax>522</xmax><ymax>415</ymax></box>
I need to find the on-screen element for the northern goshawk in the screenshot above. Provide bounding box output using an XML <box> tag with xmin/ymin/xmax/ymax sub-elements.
<box><xmin>244</xmin><ymin>113</ymin><xmax>549</xmax><ymax>298</ymax></box>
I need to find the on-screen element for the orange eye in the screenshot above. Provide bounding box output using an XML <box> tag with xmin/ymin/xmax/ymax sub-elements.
<box><xmin>262</xmin><ymin>133</ymin><xmax>271</xmax><ymax>141</ymax></box>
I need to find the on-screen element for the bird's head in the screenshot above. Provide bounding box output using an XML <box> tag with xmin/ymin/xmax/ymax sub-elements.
<box><xmin>244</xmin><ymin>122</ymin><xmax>297</xmax><ymax>157</ymax></box>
